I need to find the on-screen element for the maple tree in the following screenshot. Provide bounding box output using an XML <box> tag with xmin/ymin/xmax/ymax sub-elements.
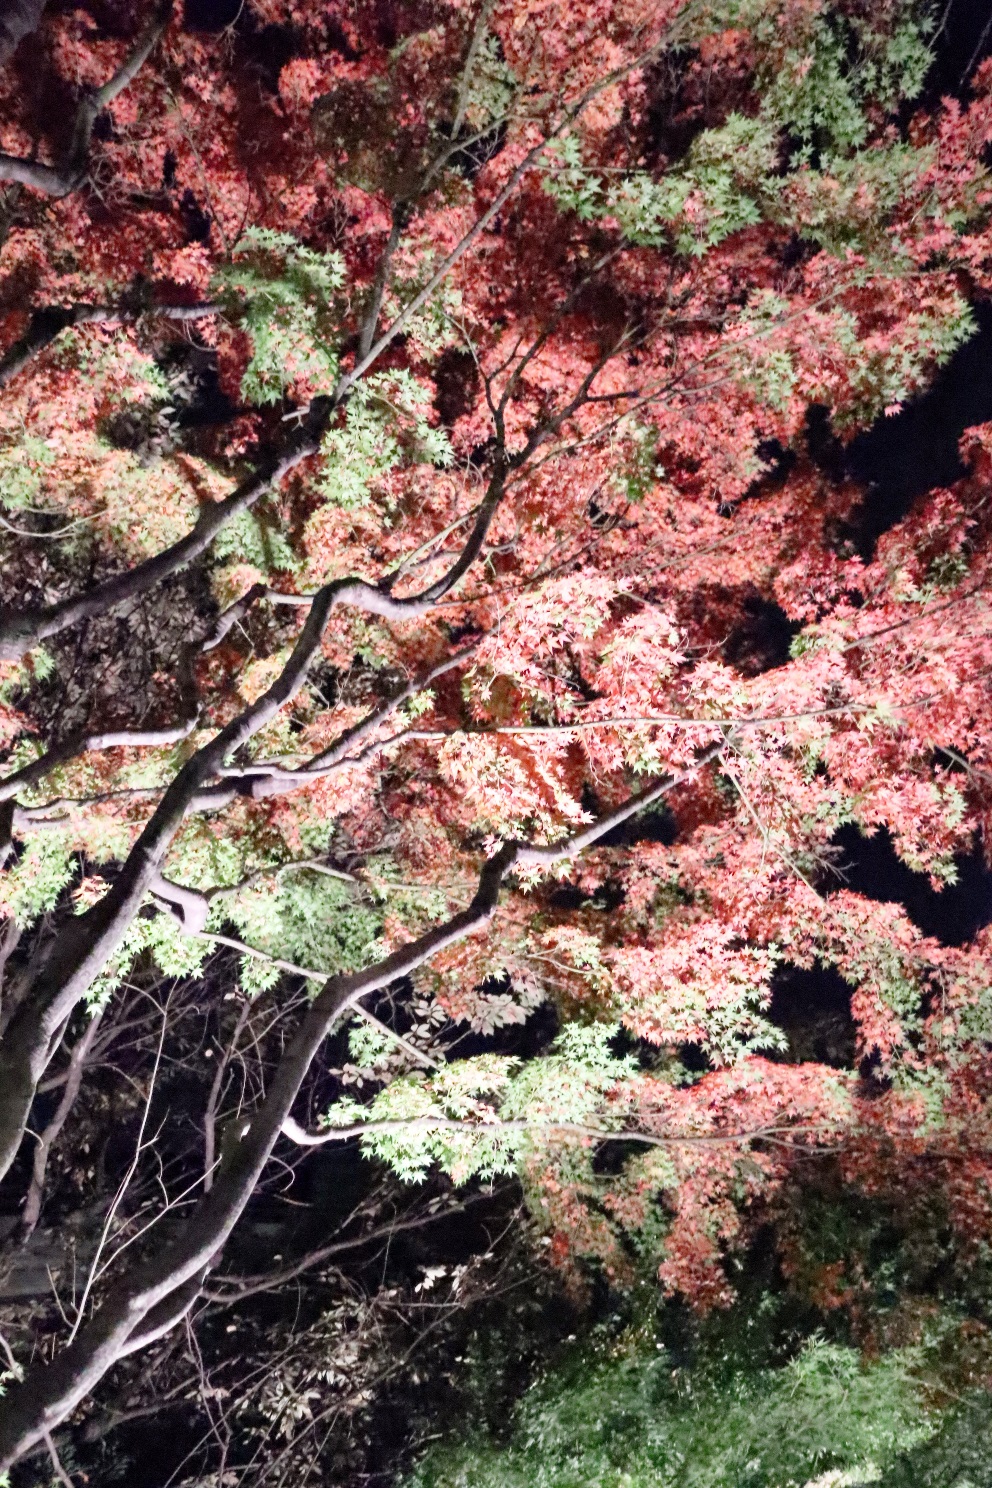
<box><xmin>0</xmin><ymin>0</ymin><xmax>991</xmax><ymax>1475</ymax></box>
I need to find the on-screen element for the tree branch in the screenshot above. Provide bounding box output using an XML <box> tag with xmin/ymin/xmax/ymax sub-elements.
<box><xmin>0</xmin><ymin>717</ymin><xmax>199</xmax><ymax>806</ymax></box>
<box><xmin>0</xmin><ymin>574</ymin><xmax>478</xmax><ymax>1185</ymax></box>
<box><xmin>0</xmin><ymin>3</ymin><xmax>172</xmax><ymax>198</ymax></box>
<box><xmin>0</xmin><ymin>749</ymin><xmax>722</xmax><ymax>1469</ymax></box>
<box><xmin>0</xmin><ymin>301</ymin><xmax>217</xmax><ymax>393</ymax></box>
<box><xmin>0</xmin><ymin>418</ymin><xmax>326</xmax><ymax>661</ymax></box>
<box><xmin>202</xmin><ymin>1188</ymin><xmax>502</xmax><ymax>1305</ymax></box>
<box><xmin>279</xmin><ymin>1113</ymin><xmax>815</xmax><ymax>1150</ymax></box>
<box><xmin>0</xmin><ymin>14</ymin><xmax>692</xmax><ymax>659</ymax></box>
<box><xmin>213</xmin><ymin>642</ymin><xmax>478</xmax><ymax>799</ymax></box>
<box><xmin>20</xmin><ymin>1010</ymin><xmax>103</xmax><ymax>1240</ymax></box>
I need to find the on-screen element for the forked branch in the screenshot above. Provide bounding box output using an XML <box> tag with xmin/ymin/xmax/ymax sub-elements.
<box><xmin>0</xmin><ymin>301</ymin><xmax>217</xmax><ymax>392</ymax></box>
<box><xmin>0</xmin><ymin>747</ymin><xmax>723</xmax><ymax>1469</ymax></box>
<box><xmin>0</xmin><ymin>2</ymin><xmax>172</xmax><ymax>197</ymax></box>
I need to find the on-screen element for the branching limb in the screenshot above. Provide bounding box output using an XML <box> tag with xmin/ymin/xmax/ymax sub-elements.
<box><xmin>20</xmin><ymin>1009</ymin><xmax>103</xmax><ymax>1240</ymax></box>
<box><xmin>113</xmin><ymin>1272</ymin><xmax>208</xmax><ymax>1360</ymax></box>
<box><xmin>147</xmin><ymin>856</ymin><xmax>356</xmax><ymax>925</ymax></box>
<box><xmin>342</xmin><ymin>19</ymin><xmax>696</xmax><ymax>395</ymax></box>
<box><xmin>357</xmin><ymin>205</ymin><xmax>407</xmax><ymax>363</ymax></box>
<box><xmin>220</xmin><ymin>642</ymin><xmax>479</xmax><ymax>797</ymax></box>
<box><xmin>0</xmin><ymin>717</ymin><xmax>199</xmax><ymax>805</ymax></box>
<box><xmin>938</xmin><ymin>743</ymin><xmax>992</xmax><ymax>788</ymax></box>
<box><xmin>0</xmin><ymin>581</ymin><xmax>291</xmax><ymax>808</ymax></box>
<box><xmin>202</xmin><ymin>1188</ymin><xmax>501</xmax><ymax>1305</ymax></box>
<box><xmin>0</xmin><ymin>18</ymin><xmax>690</xmax><ymax>659</ymax></box>
<box><xmin>449</xmin><ymin>0</ymin><xmax>496</xmax><ymax>141</ymax></box>
<box><xmin>279</xmin><ymin>1114</ymin><xmax>821</xmax><ymax>1150</ymax></box>
<box><xmin>0</xmin><ymin>748</ymin><xmax>723</xmax><ymax>1469</ymax></box>
<box><xmin>202</xmin><ymin>997</ymin><xmax>251</xmax><ymax>1193</ymax></box>
<box><xmin>0</xmin><ymin>411</ymin><xmax>327</xmax><ymax>661</ymax></box>
<box><xmin>385</xmin><ymin>699</ymin><xmax>875</xmax><ymax>743</ymax></box>
<box><xmin>0</xmin><ymin>2</ymin><xmax>172</xmax><ymax>197</ymax></box>
<box><xmin>0</xmin><ymin>581</ymin><xmax>346</xmax><ymax>1180</ymax></box>
<box><xmin>494</xmin><ymin>247</ymin><xmax>626</xmax><ymax>418</ymax></box>
<box><xmin>43</xmin><ymin>1431</ymin><xmax>75</xmax><ymax>1488</ymax></box>
<box><xmin>0</xmin><ymin>576</ymin><xmax>471</xmax><ymax>1184</ymax></box>
<box><xmin>145</xmin><ymin>897</ymin><xmax>443</xmax><ymax>1069</ymax></box>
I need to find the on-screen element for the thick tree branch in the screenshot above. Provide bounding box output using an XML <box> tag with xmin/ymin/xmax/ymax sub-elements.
<box><xmin>279</xmin><ymin>1114</ymin><xmax>812</xmax><ymax>1150</ymax></box>
<box><xmin>0</xmin><ymin>301</ymin><xmax>217</xmax><ymax>392</ymax></box>
<box><xmin>0</xmin><ymin>3</ymin><xmax>171</xmax><ymax>197</ymax></box>
<box><xmin>0</xmin><ymin>717</ymin><xmax>199</xmax><ymax>805</ymax></box>
<box><xmin>0</xmin><ymin>419</ymin><xmax>326</xmax><ymax>661</ymax></box>
<box><xmin>0</xmin><ymin>582</ymin><xmax>283</xmax><ymax>807</ymax></box>
<box><xmin>213</xmin><ymin>642</ymin><xmax>478</xmax><ymax>799</ymax></box>
<box><xmin>0</xmin><ymin>582</ymin><xmax>345</xmax><ymax>1180</ymax></box>
<box><xmin>148</xmin><ymin>893</ymin><xmax>442</xmax><ymax>1072</ymax></box>
<box><xmin>0</xmin><ymin>571</ymin><xmax>481</xmax><ymax>1184</ymax></box>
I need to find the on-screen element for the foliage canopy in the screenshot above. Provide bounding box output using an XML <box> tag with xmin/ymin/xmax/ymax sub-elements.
<box><xmin>0</xmin><ymin>0</ymin><xmax>991</xmax><ymax>1477</ymax></box>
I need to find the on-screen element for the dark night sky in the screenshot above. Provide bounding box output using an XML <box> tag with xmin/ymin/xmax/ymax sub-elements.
<box><xmin>846</xmin><ymin>302</ymin><xmax>992</xmax><ymax>550</ymax></box>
